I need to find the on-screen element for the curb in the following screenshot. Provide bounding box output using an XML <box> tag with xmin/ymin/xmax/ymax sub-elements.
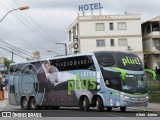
<box><xmin>128</xmin><ymin>107</ymin><xmax>160</xmax><ymax>113</ymax></box>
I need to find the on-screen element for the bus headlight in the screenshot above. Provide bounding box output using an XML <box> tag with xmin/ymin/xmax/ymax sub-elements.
<box><xmin>97</xmin><ymin>85</ymin><xmax>101</xmax><ymax>90</ymax></box>
<box><xmin>146</xmin><ymin>96</ymin><xmax>149</xmax><ymax>100</ymax></box>
<box><xmin>123</xmin><ymin>96</ymin><xmax>130</xmax><ymax>100</ymax></box>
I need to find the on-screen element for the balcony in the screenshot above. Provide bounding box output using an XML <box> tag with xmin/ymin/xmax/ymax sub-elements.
<box><xmin>143</xmin><ymin>31</ymin><xmax>160</xmax><ymax>39</ymax></box>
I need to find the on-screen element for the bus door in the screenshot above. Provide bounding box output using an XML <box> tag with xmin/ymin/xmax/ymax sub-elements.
<box><xmin>108</xmin><ymin>78</ymin><xmax>121</xmax><ymax>107</ymax></box>
<box><xmin>101</xmin><ymin>69</ymin><xmax>121</xmax><ymax>107</ymax></box>
<box><xmin>9</xmin><ymin>65</ymin><xmax>21</xmax><ymax>105</ymax></box>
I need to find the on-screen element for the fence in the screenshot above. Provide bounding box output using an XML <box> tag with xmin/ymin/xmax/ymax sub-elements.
<box><xmin>146</xmin><ymin>74</ymin><xmax>160</xmax><ymax>103</ymax></box>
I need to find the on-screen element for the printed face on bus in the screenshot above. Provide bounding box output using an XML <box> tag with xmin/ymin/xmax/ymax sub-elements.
<box><xmin>45</xmin><ymin>61</ymin><xmax>51</xmax><ymax>73</ymax></box>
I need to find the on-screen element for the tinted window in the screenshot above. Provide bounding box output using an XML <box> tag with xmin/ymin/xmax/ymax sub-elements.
<box><xmin>115</xmin><ymin>52</ymin><xmax>143</xmax><ymax>71</ymax></box>
<box><xmin>78</xmin><ymin>56</ymin><xmax>95</xmax><ymax>70</ymax></box>
<box><xmin>94</xmin><ymin>53</ymin><xmax>116</xmax><ymax>67</ymax></box>
<box><xmin>30</xmin><ymin>62</ymin><xmax>42</xmax><ymax>74</ymax></box>
<box><xmin>9</xmin><ymin>65</ymin><xmax>16</xmax><ymax>76</ymax></box>
<box><xmin>50</xmin><ymin>56</ymin><xmax>95</xmax><ymax>71</ymax></box>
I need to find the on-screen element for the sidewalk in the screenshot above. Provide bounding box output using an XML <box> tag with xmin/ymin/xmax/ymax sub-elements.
<box><xmin>129</xmin><ymin>103</ymin><xmax>160</xmax><ymax>112</ymax></box>
<box><xmin>0</xmin><ymin>90</ymin><xmax>8</xmax><ymax>111</ymax></box>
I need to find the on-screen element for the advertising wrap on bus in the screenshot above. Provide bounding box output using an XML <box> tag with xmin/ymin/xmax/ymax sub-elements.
<box><xmin>8</xmin><ymin>51</ymin><xmax>154</xmax><ymax>112</ymax></box>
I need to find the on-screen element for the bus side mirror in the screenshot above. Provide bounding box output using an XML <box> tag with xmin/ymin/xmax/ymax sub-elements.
<box><xmin>112</xmin><ymin>67</ymin><xmax>126</xmax><ymax>80</ymax></box>
<box><xmin>145</xmin><ymin>69</ymin><xmax>156</xmax><ymax>80</ymax></box>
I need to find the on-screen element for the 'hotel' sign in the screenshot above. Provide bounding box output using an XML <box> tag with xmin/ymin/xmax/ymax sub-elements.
<box><xmin>78</xmin><ymin>3</ymin><xmax>103</xmax><ymax>12</ymax></box>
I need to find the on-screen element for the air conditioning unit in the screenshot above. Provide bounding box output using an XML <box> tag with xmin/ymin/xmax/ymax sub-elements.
<box><xmin>127</xmin><ymin>46</ymin><xmax>133</xmax><ymax>50</ymax></box>
<box><xmin>155</xmin><ymin>46</ymin><xmax>160</xmax><ymax>50</ymax></box>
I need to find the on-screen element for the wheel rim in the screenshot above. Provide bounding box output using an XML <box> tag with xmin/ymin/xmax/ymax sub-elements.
<box><xmin>23</xmin><ymin>100</ymin><xmax>27</xmax><ymax>108</ymax></box>
<box><xmin>96</xmin><ymin>101</ymin><xmax>99</xmax><ymax>110</ymax></box>
<box><xmin>83</xmin><ymin>100</ymin><xmax>86</xmax><ymax>111</ymax></box>
<box><xmin>31</xmin><ymin>99</ymin><xmax>36</xmax><ymax>109</ymax></box>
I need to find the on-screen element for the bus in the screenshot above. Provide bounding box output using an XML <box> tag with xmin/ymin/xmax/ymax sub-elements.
<box><xmin>8</xmin><ymin>51</ymin><xmax>151</xmax><ymax>112</ymax></box>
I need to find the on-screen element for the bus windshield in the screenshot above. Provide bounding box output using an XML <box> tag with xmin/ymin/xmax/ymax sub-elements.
<box><xmin>122</xmin><ymin>75</ymin><xmax>147</xmax><ymax>94</ymax></box>
<box><xmin>94</xmin><ymin>52</ymin><xmax>146</xmax><ymax>93</ymax></box>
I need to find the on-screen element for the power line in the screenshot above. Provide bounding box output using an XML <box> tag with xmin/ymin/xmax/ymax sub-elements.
<box><xmin>0</xmin><ymin>31</ymin><xmax>32</xmax><ymax>54</ymax></box>
<box><xmin>3</xmin><ymin>0</ymin><xmax>56</xmax><ymax>43</ymax></box>
<box><xmin>13</xmin><ymin>0</ymin><xmax>59</xmax><ymax>43</ymax></box>
<box><xmin>0</xmin><ymin>38</ymin><xmax>33</xmax><ymax>58</ymax></box>
<box><xmin>0</xmin><ymin>46</ymin><xmax>27</xmax><ymax>59</ymax></box>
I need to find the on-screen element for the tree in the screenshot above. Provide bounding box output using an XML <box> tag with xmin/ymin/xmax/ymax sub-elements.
<box><xmin>32</xmin><ymin>51</ymin><xmax>40</xmax><ymax>60</ymax></box>
<box><xmin>4</xmin><ymin>58</ymin><xmax>14</xmax><ymax>71</ymax></box>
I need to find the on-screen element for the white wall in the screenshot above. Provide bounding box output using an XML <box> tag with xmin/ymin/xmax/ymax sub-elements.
<box><xmin>80</xmin><ymin>37</ymin><xmax>142</xmax><ymax>53</ymax></box>
<box><xmin>79</xmin><ymin>20</ymin><xmax>141</xmax><ymax>37</ymax></box>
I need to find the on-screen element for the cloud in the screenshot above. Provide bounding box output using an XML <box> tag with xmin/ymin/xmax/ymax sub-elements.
<box><xmin>0</xmin><ymin>0</ymin><xmax>160</xmax><ymax>62</ymax></box>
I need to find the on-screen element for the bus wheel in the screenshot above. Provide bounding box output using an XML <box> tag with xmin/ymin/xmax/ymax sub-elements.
<box><xmin>120</xmin><ymin>107</ymin><xmax>126</xmax><ymax>112</ymax></box>
<box><xmin>30</xmin><ymin>97</ymin><xmax>37</xmax><ymax>110</ymax></box>
<box><xmin>21</xmin><ymin>97</ymin><xmax>29</xmax><ymax>110</ymax></box>
<box><xmin>106</xmin><ymin>107</ymin><xmax>112</xmax><ymax>112</ymax></box>
<box><xmin>81</xmin><ymin>97</ymin><xmax>90</xmax><ymax>111</ymax></box>
<box><xmin>96</xmin><ymin>97</ymin><xmax>104</xmax><ymax>112</ymax></box>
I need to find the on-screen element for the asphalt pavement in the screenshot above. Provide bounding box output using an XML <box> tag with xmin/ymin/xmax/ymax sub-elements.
<box><xmin>0</xmin><ymin>89</ymin><xmax>160</xmax><ymax>118</ymax></box>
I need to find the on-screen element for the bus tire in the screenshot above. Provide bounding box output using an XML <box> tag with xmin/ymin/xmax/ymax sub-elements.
<box><xmin>106</xmin><ymin>107</ymin><xmax>112</xmax><ymax>112</ymax></box>
<box><xmin>30</xmin><ymin>97</ymin><xmax>37</xmax><ymax>110</ymax></box>
<box><xmin>96</xmin><ymin>97</ymin><xmax>104</xmax><ymax>112</ymax></box>
<box><xmin>21</xmin><ymin>97</ymin><xmax>29</xmax><ymax>110</ymax></box>
<box><xmin>83</xmin><ymin>97</ymin><xmax>90</xmax><ymax>111</ymax></box>
<box><xmin>120</xmin><ymin>107</ymin><xmax>126</xmax><ymax>112</ymax></box>
<box><xmin>79</xmin><ymin>97</ymin><xmax>90</xmax><ymax>111</ymax></box>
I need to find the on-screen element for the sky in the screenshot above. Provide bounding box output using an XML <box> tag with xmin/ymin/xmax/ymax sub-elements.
<box><xmin>0</xmin><ymin>0</ymin><xmax>159</xmax><ymax>63</ymax></box>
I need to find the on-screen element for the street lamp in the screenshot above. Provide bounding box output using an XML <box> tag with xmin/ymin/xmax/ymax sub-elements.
<box><xmin>0</xmin><ymin>6</ymin><xmax>29</xmax><ymax>22</ymax></box>
<box><xmin>46</xmin><ymin>50</ymin><xmax>59</xmax><ymax>56</ymax></box>
<box><xmin>0</xmin><ymin>6</ymin><xmax>29</xmax><ymax>62</ymax></box>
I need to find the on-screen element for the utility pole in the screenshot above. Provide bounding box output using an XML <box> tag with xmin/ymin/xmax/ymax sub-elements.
<box><xmin>55</xmin><ymin>43</ymin><xmax>67</xmax><ymax>55</ymax></box>
<box><xmin>12</xmin><ymin>50</ymin><xmax>13</xmax><ymax>62</ymax></box>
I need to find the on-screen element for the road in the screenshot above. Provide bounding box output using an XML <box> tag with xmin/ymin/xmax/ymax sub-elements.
<box><xmin>1</xmin><ymin>103</ymin><xmax>160</xmax><ymax>118</ymax></box>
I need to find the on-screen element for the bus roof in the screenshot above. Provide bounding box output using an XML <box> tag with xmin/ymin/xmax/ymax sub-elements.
<box><xmin>10</xmin><ymin>51</ymin><xmax>138</xmax><ymax>66</ymax></box>
<box><xmin>10</xmin><ymin>52</ymin><xmax>95</xmax><ymax>66</ymax></box>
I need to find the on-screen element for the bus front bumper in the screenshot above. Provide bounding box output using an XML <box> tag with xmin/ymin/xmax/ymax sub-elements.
<box><xmin>121</xmin><ymin>96</ymin><xmax>148</xmax><ymax>107</ymax></box>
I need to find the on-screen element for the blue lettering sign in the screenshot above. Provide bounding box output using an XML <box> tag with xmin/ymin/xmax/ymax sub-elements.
<box><xmin>79</xmin><ymin>5</ymin><xmax>83</xmax><ymax>11</ymax></box>
<box><xmin>89</xmin><ymin>4</ymin><xmax>94</xmax><ymax>10</ymax></box>
<box><xmin>78</xmin><ymin>3</ymin><xmax>103</xmax><ymax>11</ymax></box>
<box><xmin>84</xmin><ymin>4</ymin><xmax>89</xmax><ymax>10</ymax></box>
<box><xmin>94</xmin><ymin>3</ymin><xmax>99</xmax><ymax>9</ymax></box>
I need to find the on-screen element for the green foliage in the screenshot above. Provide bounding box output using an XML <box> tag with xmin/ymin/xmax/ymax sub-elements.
<box><xmin>148</xmin><ymin>84</ymin><xmax>160</xmax><ymax>91</ymax></box>
<box><xmin>33</xmin><ymin>51</ymin><xmax>40</xmax><ymax>55</ymax></box>
<box><xmin>148</xmin><ymin>91</ymin><xmax>160</xmax><ymax>103</ymax></box>
<box><xmin>4</xmin><ymin>58</ymin><xmax>13</xmax><ymax>69</ymax></box>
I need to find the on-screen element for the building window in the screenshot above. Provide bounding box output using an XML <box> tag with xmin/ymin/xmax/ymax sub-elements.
<box><xmin>96</xmin><ymin>40</ymin><xmax>105</xmax><ymax>47</ymax></box>
<box><xmin>110</xmin><ymin>39</ymin><xmax>114</xmax><ymax>46</ymax></box>
<box><xmin>69</xmin><ymin>31</ymin><xmax>71</xmax><ymax>42</ymax></box>
<box><xmin>153</xmin><ymin>38</ymin><xmax>160</xmax><ymax>47</ymax></box>
<box><xmin>118</xmin><ymin>39</ymin><xmax>127</xmax><ymax>46</ymax></box>
<box><xmin>117</xmin><ymin>22</ymin><xmax>127</xmax><ymax>30</ymax></box>
<box><xmin>95</xmin><ymin>23</ymin><xmax>105</xmax><ymax>31</ymax></box>
<box><xmin>109</xmin><ymin>23</ymin><xmax>114</xmax><ymax>30</ymax></box>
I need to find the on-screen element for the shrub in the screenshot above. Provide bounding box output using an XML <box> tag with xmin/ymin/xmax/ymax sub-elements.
<box><xmin>148</xmin><ymin>84</ymin><xmax>160</xmax><ymax>91</ymax></box>
<box><xmin>148</xmin><ymin>91</ymin><xmax>160</xmax><ymax>103</ymax></box>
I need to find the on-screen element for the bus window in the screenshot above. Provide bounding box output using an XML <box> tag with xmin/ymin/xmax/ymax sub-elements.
<box><xmin>51</xmin><ymin>56</ymin><xmax>95</xmax><ymax>71</ymax></box>
<box><xmin>78</xmin><ymin>56</ymin><xmax>95</xmax><ymax>71</ymax></box>
<box><xmin>94</xmin><ymin>53</ymin><xmax>116</xmax><ymax>67</ymax></box>
<box><xmin>110</xmin><ymin>79</ymin><xmax>120</xmax><ymax>91</ymax></box>
<box><xmin>30</xmin><ymin>62</ymin><xmax>42</xmax><ymax>74</ymax></box>
<box><xmin>115</xmin><ymin>52</ymin><xmax>143</xmax><ymax>71</ymax></box>
<box><xmin>51</xmin><ymin>57</ymin><xmax>78</xmax><ymax>71</ymax></box>
<box><xmin>9</xmin><ymin>65</ymin><xmax>16</xmax><ymax>76</ymax></box>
